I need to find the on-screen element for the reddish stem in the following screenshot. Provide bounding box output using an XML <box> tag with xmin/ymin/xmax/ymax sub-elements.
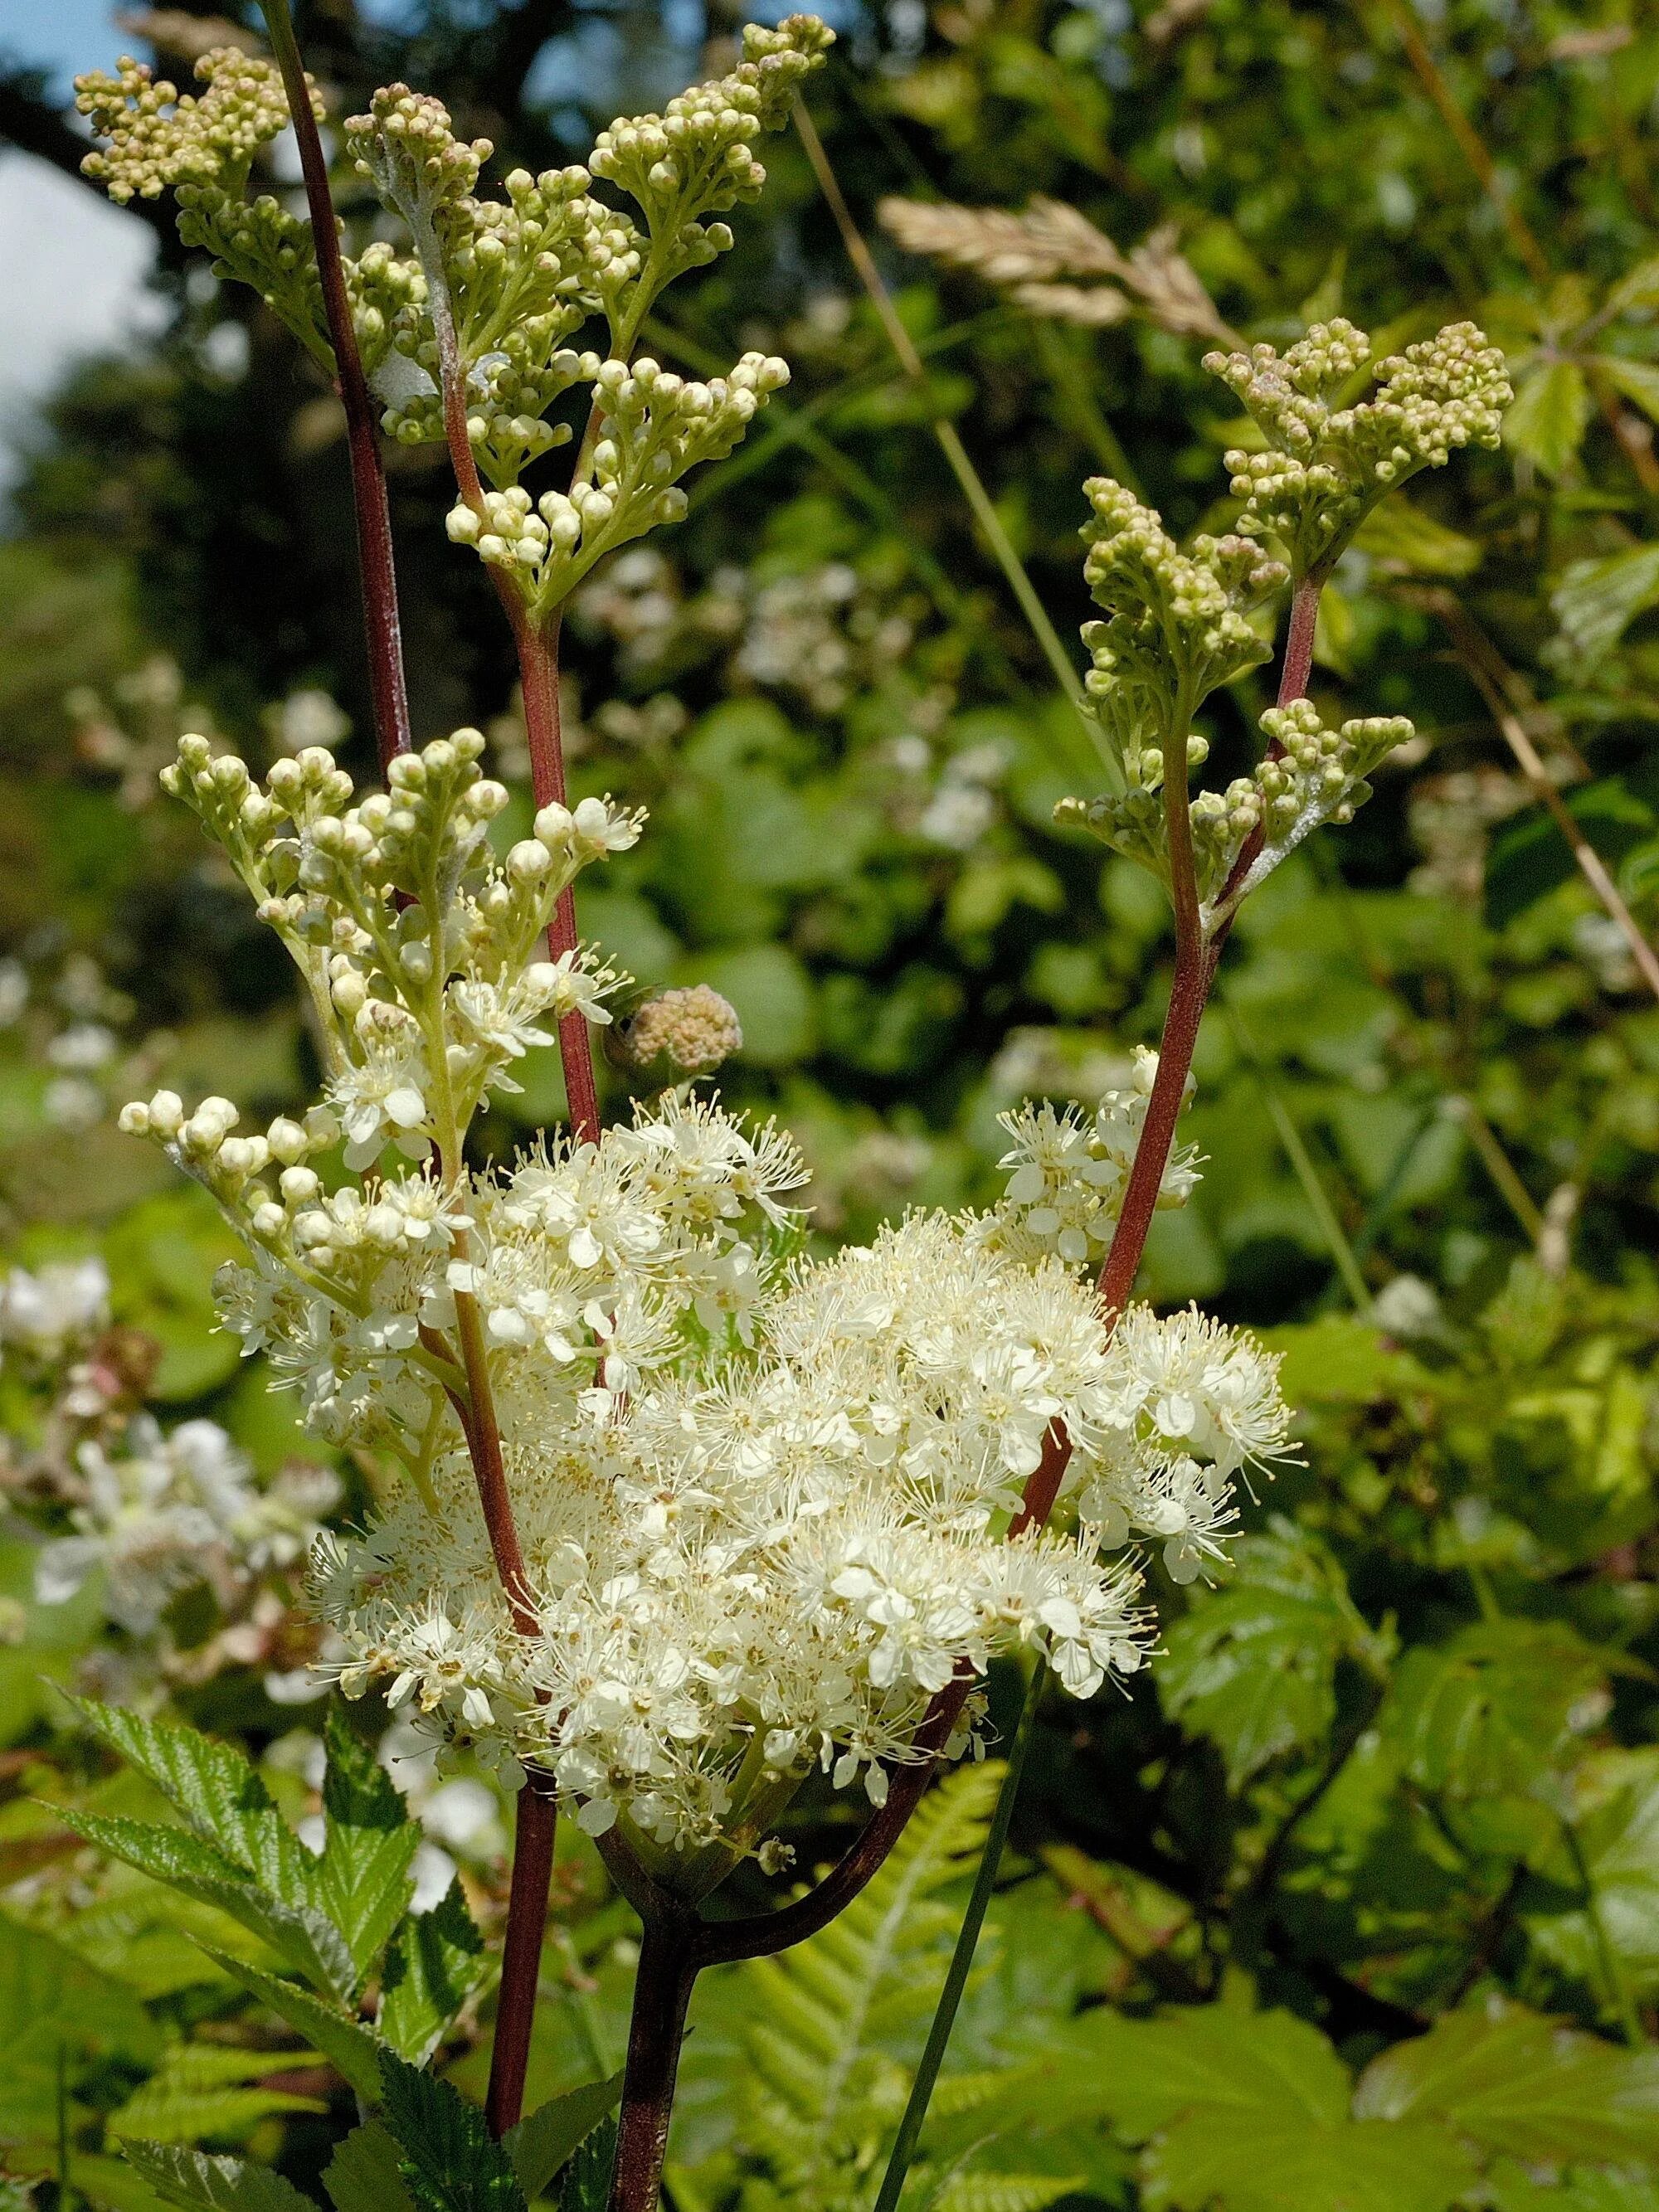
<box><xmin>260</xmin><ymin>0</ymin><xmax>411</xmax><ymax>771</ymax></box>
<box><xmin>487</xmin><ymin>1779</ymin><xmax>559</xmax><ymax>2137</ymax></box>
<box><xmin>508</xmin><ymin>604</ymin><xmax>604</xmax><ymax>1145</ymax></box>
<box><xmin>607</xmin><ymin>1913</ymin><xmax>700</xmax><ymax>2212</ymax></box>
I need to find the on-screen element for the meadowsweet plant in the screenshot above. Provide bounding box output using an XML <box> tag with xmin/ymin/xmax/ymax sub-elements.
<box><xmin>70</xmin><ymin>13</ymin><xmax>1511</xmax><ymax>2208</ymax></box>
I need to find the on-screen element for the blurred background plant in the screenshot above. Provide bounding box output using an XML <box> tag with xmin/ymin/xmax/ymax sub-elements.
<box><xmin>1</xmin><ymin>1</ymin><xmax>1658</xmax><ymax>2207</ymax></box>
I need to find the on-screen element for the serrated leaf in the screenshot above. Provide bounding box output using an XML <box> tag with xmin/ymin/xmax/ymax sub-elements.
<box><xmin>506</xmin><ymin>2074</ymin><xmax>625</xmax><ymax>2201</ymax></box>
<box><xmin>378</xmin><ymin>2049</ymin><xmax>528</xmax><ymax>2212</ymax></box>
<box><xmin>1528</xmin><ymin>1752</ymin><xmax>1659</xmax><ymax>2003</ymax></box>
<box><xmin>1157</xmin><ymin>1527</ymin><xmax>1363</xmax><ymax>1786</ymax></box>
<box><xmin>1551</xmin><ymin>544</ymin><xmax>1659</xmax><ymax>665</ymax></box>
<box><xmin>325</xmin><ymin>2122</ymin><xmax>418</xmax><ymax>2212</ymax></box>
<box><xmin>319</xmin><ymin>1707</ymin><xmax>421</xmax><ymax>1983</ymax></box>
<box><xmin>1352</xmin><ymin>2001</ymin><xmax>1659</xmax><ymax>2166</ymax></box>
<box><xmin>57</xmin><ymin>1807</ymin><xmax>357</xmax><ymax>2002</ymax></box>
<box><xmin>1505</xmin><ymin>359</ymin><xmax>1591</xmax><ymax>475</ymax></box>
<box><xmin>1059</xmin><ymin>2001</ymin><xmax>1351</xmax><ymax>2138</ymax></box>
<box><xmin>69</xmin><ymin>1702</ymin><xmax>329</xmax><ymax>1926</ymax></box>
<box><xmin>378</xmin><ymin>1880</ymin><xmax>487</xmax><ymax>2064</ymax></box>
<box><xmin>1382</xmin><ymin>1620</ymin><xmax>1608</xmax><ymax>1801</ymax></box>
<box><xmin>1144</xmin><ymin>2110</ymin><xmax>1476</xmax><ymax>2212</ymax></box>
<box><xmin>556</xmin><ymin>2117</ymin><xmax>615</xmax><ymax>2212</ymax></box>
<box><xmin>1594</xmin><ymin>355</ymin><xmax>1659</xmax><ymax>424</ymax></box>
<box><xmin>192</xmin><ymin>1941</ymin><xmax>387</xmax><ymax>2102</ymax></box>
<box><xmin>115</xmin><ymin>2141</ymin><xmax>319</xmax><ymax>2212</ymax></box>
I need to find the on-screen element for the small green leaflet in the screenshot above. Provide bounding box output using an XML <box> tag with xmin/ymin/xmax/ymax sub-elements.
<box><xmin>1156</xmin><ymin>1527</ymin><xmax>1365</xmax><ymax>1787</ymax></box>
<box><xmin>1528</xmin><ymin>1750</ymin><xmax>1659</xmax><ymax>2003</ymax></box>
<box><xmin>556</xmin><ymin>2117</ymin><xmax>616</xmax><ymax>2212</ymax></box>
<box><xmin>506</xmin><ymin>2074</ymin><xmax>625</xmax><ymax>2200</ymax></box>
<box><xmin>1504</xmin><ymin>360</ymin><xmax>1592</xmax><ymax>477</ymax></box>
<box><xmin>325</xmin><ymin>2122</ymin><xmax>418</xmax><ymax>2212</ymax></box>
<box><xmin>54</xmin><ymin>1806</ymin><xmax>357</xmax><ymax>2004</ymax></box>
<box><xmin>1062</xmin><ymin>1999</ymin><xmax>1351</xmax><ymax>2137</ymax></box>
<box><xmin>378</xmin><ymin>2049</ymin><xmax>528</xmax><ymax>2212</ymax></box>
<box><xmin>1142</xmin><ymin>2112</ymin><xmax>1474</xmax><ymax>2212</ymax></box>
<box><xmin>378</xmin><ymin>1879</ymin><xmax>488</xmax><ymax>2064</ymax></box>
<box><xmin>1353</xmin><ymin>2001</ymin><xmax>1659</xmax><ymax>2168</ymax></box>
<box><xmin>70</xmin><ymin>1700</ymin><xmax>328</xmax><ymax>1925</ymax></box>
<box><xmin>192</xmin><ymin>1941</ymin><xmax>387</xmax><ymax>2102</ymax></box>
<box><xmin>116</xmin><ymin>2141</ymin><xmax>319</xmax><ymax>2212</ymax></box>
<box><xmin>1382</xmin><ymin>1618</ymin><xmax>1609</xmax><ymax>1801</ymax></box>
<box><xmin>108</xmin><ymin>2042</ymin><xmax>326</xmax><ymax>2146</ymax></box>
<box><xmin>318</xmin><ymin>1705</ymin><xmax>421</xmax><ymax>1982</ymax></box>
<box><xmin>1550</xmin><ymin>543</ymin><xmax>1659</xmax><ymax>666</ymax></box>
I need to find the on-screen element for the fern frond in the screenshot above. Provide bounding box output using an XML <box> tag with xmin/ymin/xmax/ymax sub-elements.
<box><xmin>924</xmin><ymin>2170</ymin><xmax>1079</xmax><ymax>2212</ymax></box>
<box><xmin>717</xmin><ymin>1762</ymin><xmax>1005</xmax><ymax>2209</ymax></box>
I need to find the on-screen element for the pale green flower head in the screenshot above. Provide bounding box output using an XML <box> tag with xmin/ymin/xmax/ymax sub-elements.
<box><xmin>1205</xmin><ymin>316</ymin><xmax>1512</xmax><ymax>580</ymax></box>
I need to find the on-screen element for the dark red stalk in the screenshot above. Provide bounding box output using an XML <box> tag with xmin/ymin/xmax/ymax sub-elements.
<box><xmin>259</xmin><ymin>0</ymin><xmax>411</xmax><ymax>771</ymax></box>
<box><xmin>608</xmin><ymin>1914</ymin><xmax>700</xmax><ymax>2212</ymax></box>
<box><xmin>486</xmin><ymin>1779</ymin><xmax>560</xmax><ymax>2137</ymax></box>
<box><xmin>1099</xmin><ymin>570</ymin><xmax>1322</xmax><ymax>1313</ymax></box>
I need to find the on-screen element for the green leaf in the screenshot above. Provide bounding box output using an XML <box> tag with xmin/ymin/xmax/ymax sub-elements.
<box><xmin>555</xmin><ymin>2117</ymin><xmax>615</xmax><ymax>2212</ymax></box>
<box><xmin>1382</xmin><ymin>1619</ymin><xmax>1608</xmax><ymax>1801</ymax></box>
<box><xmin>1488</xmin><ymin>2162</ymin><xmax>1659</xmax><ymax>2212</ymax></box>
<box><xmin>56</xmin><ymin>1807</ymin><xmax>356</xmax><ymax>2002</ymax></box>
<box><xmin>1504</xmin><ymin>359</ymin><xmax>1592</xmax><ymax>475</ymax></box>
<box><xmin>0</xmin><ymin>1908</ymin><xmax>159</xmax><ymax>2137</ymax></box>
<box><xmin>1551</xmin><ymin>544</ymin><xmax>1659</xmax><ymax>665</ymax></box>
<box><xmin>1351</xmin><ymin>497</ymin><xmax>1481</xmax><ymax>577</ymax></box>
<box><xmin>1529</xmin><ymin>1752</ymin><xmax>1659</xmax><ymax>2001</ymax></box>
<box><xmin>69</xmin><ymin>1702</ymin><xmax>328</xmax><ymax>1924</ymax></box>
<box><xmin>506</xmin><ymin>2074</ymin><xmax>625</xmax><ymax>2201</ymax></box>
<box><xmin>318</xmin><ymin>1707</ymin><xmax>421</xmax><ymax>1982</ymax></box>
<box><xmin>1143</xmin><ymin>2111</ymin><xmax>1475</xmax><ymax>2212</ymax></box>
<box><xmin>324</xmin><ymin>2123</ymin><xmax>418</xmax><ymax>2212</ymax></box>
<box><xmin>378</xmin><ymin>2049</ymin><xmax>528</xmax><ymax>2212</ymax></box>
<box><xmin>192</xmin><ymin>1941</ymin><xmax>387</xmax><ymax>2102</ymax></box>
<box><xmin>927</xmin><ymin>2172</ymin><xmax>1075</xmax><ymax>2212</ymax></box>
<box><xmin>109</xmin><ymin>2044</ymin><xmax>327</xmax><ymax>2146</ymax></box>
<box><xmin>1061</xmin><ymin>2001</ymin><xmax>1352</xmax><ymax>2138</ymax></box>
<box><xmin>378</xmin><ymin>1879</ymin><xmax>488</xmax><ymax>2065</ymax></box>
<box><xmin>1485</xmin><ymin>777</ymin><xmax>1657</xmax><ymax>929</ymax></box>
<box><xmin>1157</xmin><ymin>1526</ymin><xmax>1365</xmax><ymax>1786</ymax></box>
<box><xmin>1352</xmin><ymin>2001</ymin><xmax>1659</xmax><ymax>2166</ymax></box>
<box><xmin>115</xmin><ymin>2142</ymin><xmax>319</xmax><ymax>2212</ymax></box>
<box><xmin>1593</xmin><ymin>354</ymin><xmax>1659</xmax><ymax>424</ymax></box>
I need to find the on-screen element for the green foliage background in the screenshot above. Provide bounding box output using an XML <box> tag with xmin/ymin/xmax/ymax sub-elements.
<box><xmin>2</xmin><ymin>0</ymin><xmax>1659</xmax><ymax>2206</ymax></box>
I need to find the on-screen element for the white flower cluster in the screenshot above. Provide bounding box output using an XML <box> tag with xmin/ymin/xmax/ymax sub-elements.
<box><xmin>115</xmin><ymin>707</ymin><xmax>1291</xmax><ymax>1874</ymax></box>
<box><xmin>987</xmin><ymin>1048</ymin><xmax>1201</xmax><ymax>1266</ymax></box>
<box><xmin>0</xmin><ymin>1257</ymin><xmax>111</xmax><ymax>1364</ymax></box>
<box><xmin>36</xmin><ymin>1415</ymin><xmax>340</xmax><ymax>1637</ymax></box>
<box><xmin>310</xmin><ymin>1177</ymin><xmax>1287</xmax><ymax>1855</ymax></box>
<box><xmin>1204</xmin><ymin>318</ymin><xmax>1511</xmax><ymax>577</ymax></box>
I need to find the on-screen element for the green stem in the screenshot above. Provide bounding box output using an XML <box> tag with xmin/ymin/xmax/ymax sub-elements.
<box><xmin>870</xmin><ymin>1663</ymin><xmax>1044</xmax><ymax>2212</ymax></box>
<box><xmin>790</xmin><ymin>99</ymin><xmax>1100</xmax><ymax>755</ymax></box>
<box><xmin>1219</xmin><ymin>996</ymin><xmax>1373</xmax><ymax>1314</ymax></box>
<box><xmin>1562</xmin><ymin>1818</ymin><xmax>1644</xmax><ymax>2047</ymax></box>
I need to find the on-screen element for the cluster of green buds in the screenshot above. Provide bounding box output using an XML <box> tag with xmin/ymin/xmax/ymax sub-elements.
<box><xmin>77</xmin><ymin>20</ymin><xmax>830</xmax><ymax>527</ymax></box>
<box><xmin>145</xmin><ymin>732</ymin><xmax>637</xmax><ymax>1174</ymax></box>
<box><xmin>1205</xmin><ymin>318</ymin><xmax>1512</xmax><ymax>580</ymax></box>
<box><xmin>1064</xmin><ymin>700</ymin><xmax>1414</xmax><ymax>931</ymax></box>
<box><xmin>445</xmin><ymin>352</ymin><xmax>790</xmax><ymax>615</ymax></box>
<box><xmin>1078</xmin><ymin>477</ymin><xmax>1287</xmax><ymax>773</ymax></box>
<box><xmin>1058</xmin><ymin>315</ymin><xmax>1507</xmax><ymax>926</ymax></box>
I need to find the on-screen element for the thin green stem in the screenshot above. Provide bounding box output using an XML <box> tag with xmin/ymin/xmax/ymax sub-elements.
<box><xmin>791</xmin><ymin>99</ymin><xmax>1100</xmax><ymax>756</ymax></box>
<box><xmin>871</xmin><ymin>1663</ymin><xmax>1044</xmax><ymax>2212</ymax></box>
<box><xmin>1561</xmin><ymin>1817</ymin><xmax>1644</xmax><ymax>2049</ymax></box>
<box><xmin>1219</xmin><ymin>996</ymin><xmax>1373</xmax><ymax>1314</ymax></box>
